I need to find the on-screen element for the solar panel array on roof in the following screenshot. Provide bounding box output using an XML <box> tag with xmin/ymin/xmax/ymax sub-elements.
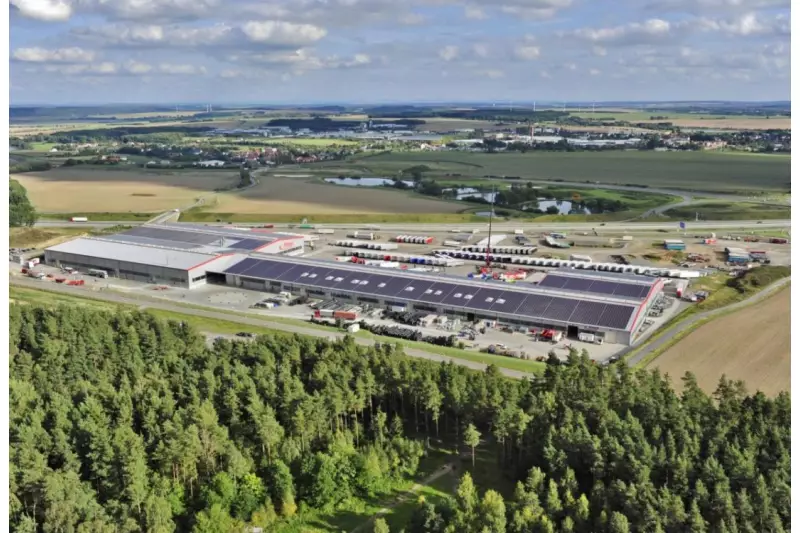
<box><xmin>124</xmin><ymin>227</ymin><xmax>222</xmax><ymax>246</ymax></box>
<box><xmin>101</xmin><ymin>233</ymin><xmax>199</xmax><ymax>250</ymax></box>
<box><xmin>221</xmin><ymin>258</ymin><xmax>637</xmax><ymax>330</ymax></box>
<box><xmin>538</xmin><ymin>273</ymin><xmax>651</xmax><ymax>300</ymax></box>
<box><xmin>229</xmin><ymin>238</ymin><xmax>272</xmax><ymax>250</ymax></box>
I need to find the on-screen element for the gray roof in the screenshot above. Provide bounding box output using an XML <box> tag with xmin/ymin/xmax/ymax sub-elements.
<box><xmin>46</xmin><ymin>237</ymin><xmax>222</xmax><ymax>270</ymax></box>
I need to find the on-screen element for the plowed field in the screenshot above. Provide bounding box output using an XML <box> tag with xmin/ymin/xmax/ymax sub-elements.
<box><xmin>649</xmin><ymin>287</ymin><xmax>790</xmax><ymax>396</ymax></box>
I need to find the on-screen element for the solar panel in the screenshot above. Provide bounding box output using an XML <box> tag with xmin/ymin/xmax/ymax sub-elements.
<box><xmin>586</xmin><ymin>280</ymin><xmax>618</xmax><ymax>295</ymax></box>
<box><xmin>300</xmin><ymin>267</ymin><xmax>337</xmax><ymax>288</ymax></box>
<box><xmin>103</xmin><ymin>234</ymin><xmax>200</xmax><ymax>250</ymax></box>
<box><xmin>395</xmin><ymin>280</ymin><xmax>436</xmax><ymax>300</ymax></box>
<box><xmin>372</xmin><ymin>277</ymin><xmax>413</xmax><ymax>297</ymax></box>
<box><xmin>275</xmin><ymin>265</ymin><xmax>312</xmax><ymax>282</ymax></box>
<box><xmin>514</xmin><ymin>295</ymin><xmax>554</xmax><ymax>317</ymax></box>
<box><xmin>230</xmin><ymin>238</ymin><xmax>271</xmax><ymax>250</ymax></box>
<box><xmin>537</xmin><ymin>276</ymin><xmax>568</xmax><ymax>289</ymax></box>
<box><xmin>562</xmin><ymin>278</ymin><xmax>594</xmax><ymax>292</ymax></box>
<box><xmin>247</xmin><ymin>260</ymin><xmax>293</xmax><ymax>279</ymax></box>
<box><xmin>125</xmin><ymin>227</ymin><xmax>220</xmax><ymax>246</ymax></box>
<box><xmin>489</xmin><ymin>290</ymin><xmax>528</xmax><ymax>315</ymax></box>
<box><xmin>462</xmin><ymin>288</ymin><xmax>506</xmax><ymax>311</ymax></box>
<box><xmin>544</xmin><ymin>297</ymin><xmax>580</xmax><ymax>322</ymax></box>
<box><xmin>224</xmin><ymin>257</ymin><xmax>262</xmax><ymax>275</ymax></box>
<box><xmin>440</xmin><ymin>285</ymin><xmax>479</xmax><ymax>308</ymax></box>
<box><xmin>613</xmin><ymin>284</ymin><xmax>650</xmax><ymax>299</ymax></box>
<box><xmin>568</xmin><ymin>301</ymin><xmax>609</xmax><ymax>326</ymax></box>
<box><xmin>417</xmin><ymin>282</ymin><xmax>458</xmax><ymax>304</ymax></box>
<box><xmin>598</xmin><ymin>304</ymin><xmax>635</xmax><ymax>329</ymax></box>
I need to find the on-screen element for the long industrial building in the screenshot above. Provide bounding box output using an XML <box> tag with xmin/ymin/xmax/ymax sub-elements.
<box><xmin>43</xmin><ymin>225</ymin><xmax>669</xmax><ymax>343</ymax></box>
<box><xmin>209</xmin><ymin>255</ymin><xmax>664</xmax><ymax>344</ymax></box>
<box><xmin>43</xmin><ymin>223</ymin><xmax>306</xmax><ymax>288</ymax></box>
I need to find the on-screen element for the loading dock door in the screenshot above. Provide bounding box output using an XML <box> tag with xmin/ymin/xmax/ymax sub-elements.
<box><xmin>567</xmin><ymin>325</ymin><xmax>579</xmax><ymax>338</ymax></box>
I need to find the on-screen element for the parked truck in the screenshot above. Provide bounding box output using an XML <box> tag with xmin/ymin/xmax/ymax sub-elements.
<box><xmin>69</xmin><ymin>217</ymin><xmax>88</xmax><ymax>222</ymax></box>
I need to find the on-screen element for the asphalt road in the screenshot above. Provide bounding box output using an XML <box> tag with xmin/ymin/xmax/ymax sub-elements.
<box><xmin>10</xmin><ymin>277</ymin><xmax>535</xmax><ymax>380</ymax></box>
<box><xmin>624</xmin><ymin>277</ymin><xmax>791</xmax><ymax>367</ymax></box>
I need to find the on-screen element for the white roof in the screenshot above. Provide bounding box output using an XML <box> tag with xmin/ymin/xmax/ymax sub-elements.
<box><xmin>46</xmin><ymin>237</ymin><xmax>223</xmax><ymax>270</ymax></box>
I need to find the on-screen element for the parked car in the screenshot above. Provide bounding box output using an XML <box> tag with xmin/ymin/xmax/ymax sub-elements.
<box><xmin>236</xmin><ymin>332</ymin><xmax>256</xmax><ymax>338</ymax></box>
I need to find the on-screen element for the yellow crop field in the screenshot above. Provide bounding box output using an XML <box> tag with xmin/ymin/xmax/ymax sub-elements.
<box><xmin>13</xmin><ymin>168</ymin><xmax>237</xmax><ymax>213</ymax></box>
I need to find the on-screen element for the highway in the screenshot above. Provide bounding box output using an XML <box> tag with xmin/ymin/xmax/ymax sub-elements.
<box><xmin>36</xmin><ymin>219</ymin><xmax>790</xmax><ymax>232</ymax></box>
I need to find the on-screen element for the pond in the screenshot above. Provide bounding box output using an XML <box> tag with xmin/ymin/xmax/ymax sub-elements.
<box><xmin>324</xmin><ymin>177</ymin><xmax>414</xmax><ymax>187</ymax></box>
<box><xmin>446</xmin><ymin>187</ymin><xmax>498</xmax><ymax>203</ymax></box>
<box><xmin>524</xmin><ymin>199</ymin><xmax>592</xmax><ymax>215</ymax></box>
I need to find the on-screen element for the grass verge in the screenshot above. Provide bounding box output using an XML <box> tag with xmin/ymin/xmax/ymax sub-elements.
<box><xmin>39</xmin><ymin>212</ymin><xmax>156</xmax><ymax>222</ymax></box>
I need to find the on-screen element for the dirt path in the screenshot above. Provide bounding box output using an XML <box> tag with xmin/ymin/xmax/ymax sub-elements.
<box><xmin>349</xmin><ymin>462</ymin><xmax>457</xmax><ymax>533</ymax></box>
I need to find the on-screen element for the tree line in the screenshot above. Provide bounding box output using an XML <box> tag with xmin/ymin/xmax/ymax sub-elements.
<box><xmin>9</xmin><ymin>304</ymin><xmax>790</xmax><ymax>532</ymax></box>
<box><xmin>9</xmin><ymin>179</ymin><xmax>37</xmax><ymax>227</ymax></box>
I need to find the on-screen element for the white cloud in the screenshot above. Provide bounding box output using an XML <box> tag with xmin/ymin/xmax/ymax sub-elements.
<box><xmin>73</xmin><ymin>21</ymin><xmax>327</xmax><ymax>48</ymax></box>
<box><xmin>472</xmin><ymin>43</ymin><xmax>489</xmax><ymax>58</ymax></box>
<box><xmin>12</xmin><ymin>47</ymin><xmax>97</xmax><ymax>63</ymax></box>
<box><xmin>10</xmin><ymin>0</ymin><xmax>71</xmax><ymax>21</ymax></box>
<box><xmin>497</xmin><ymin>0</ymin><xmax>573</xmax><ymax>19</ymax></box>
<box><xmin>566</xmin><ymin>18</ymin><xmax>674</xmax><ymax>45</ymax></box>
<box><xmin>589</xmin><ymin>68</ymin><xmax>601</xmax><ymax>75</ymax></box>
<box><xmin>644</xmin><ymin>0</ymin><xmax>788</xmax><ymax>15</ymax></box>
<box><xmin>695</xmin><ymin>12</ymin><xmax>790</xmax><ymax>37</ymax></box>
<box><xmin>157</xmin><ymin>63</ymin><xmax>207</xmax><ymax>74</ymax></box>
<box><xmin>240</xmin><ymin>21</ymin><xmax>327</xmax><ymax>45</ymax></box>
<box><xmin>514</xmin><ymin>45</ymin><xmax>541</xmax><ymax>60</ymax></box>
<box><xmin>539</xmin><ymin>70</ymin><xmax>551</xmax><ymax>78</ymax></box>
<box><xmin>124</xmin><ymin>60</ymin><xmax>153</xmax><ymax>74</ymax></box>
<box><xmin>399</xmin><ymin>12</ymin><xmax>427</xmax><ymax>25</ymax></box>
<box><xmin>464</xmin><ymin>5</ymin><xmax>487</xmax><ymax>19</ymax></box>
<box><xmin>592</xmin><ymin>45</ymin><xmax>607</xmax><ymax>56</ymax></box>
<box><xmin>438</xmin><ymin>45</ymin><xmax>459</xmax><ymax>61</ymax></box>
<box><xmin>476</xmin><ymin>69</ymin><xmax>504</xmax><ymax>79</ymax></box>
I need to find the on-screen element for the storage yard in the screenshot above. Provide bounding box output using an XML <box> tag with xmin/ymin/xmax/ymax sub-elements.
<box><xmin>14</xmin><ymin>222</ymin><xmax>789</xmax><ymax>364</ymax></box>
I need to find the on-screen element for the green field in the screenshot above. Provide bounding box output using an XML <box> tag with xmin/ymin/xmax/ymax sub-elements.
<box><xmin>662</xmin><ymin>201</ymin><xmax>791</xmax><ymax>221</ymax></box>
<box><xmin>316</xmin><ymin>151</ymin><xmax>790</xmax><ymax>194</ymax></box>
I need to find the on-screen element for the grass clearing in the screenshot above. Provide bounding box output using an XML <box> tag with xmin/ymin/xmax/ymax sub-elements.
<box><xmin>662</xmin><ymin>201</ymin><xmax>791</xmax><ymax>221</ymax></box>
<box><xmin>649</xmin><ymin>287</ymin><xmax>789</xmax><ymax>396</ymax></box>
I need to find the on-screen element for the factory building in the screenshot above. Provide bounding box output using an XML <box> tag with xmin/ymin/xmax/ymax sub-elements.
<box><xmin>43</xmin><ymin>223</ymin><xmax>306</xmax><ymax>288</ymax></box>
<box><xmin>209</xmin><ymin>256</ymin><xmax>664</xmax><ymax>345</ymax></box>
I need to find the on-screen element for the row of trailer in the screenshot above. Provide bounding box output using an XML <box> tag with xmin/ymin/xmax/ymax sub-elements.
<box><xmin>335</xmin><ymin>240</ymin><xmax>399</xmax><ymax>251</ymax></box>
<box><xmin>347</xmin><ymin>231</ymin><xmax>379</xmax><ymax>240</ymax></box>
<box><xmin>395</xmin><ymin>235</ymin><xmax>435</xmax><ymax>244</ymax></box>
<box><xmin>349</xmin><ymin>250</ymin><xmax>464</xmax><ymax>267</ymax></box>
<box><xmin>459</xmin><ymin>245</ymin><xmax>538</xmax><ymax>255</ymax></box>
<box><xmin>432</xmin><ymin>250</ymin><xmax>701</xmax><ymax>278</ymax></box>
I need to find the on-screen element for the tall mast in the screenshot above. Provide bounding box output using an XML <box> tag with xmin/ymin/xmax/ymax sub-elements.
<box><xmin>485</xmin><ymin>184</ymin><xmax>496</xmax><ymax>269</ymax></box>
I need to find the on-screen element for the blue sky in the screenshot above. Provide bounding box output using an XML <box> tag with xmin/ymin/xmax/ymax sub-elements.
<box><xmin>9</xmin><ymin>0</ymin><xmax>791</xmax><ymax>104</ymax></box>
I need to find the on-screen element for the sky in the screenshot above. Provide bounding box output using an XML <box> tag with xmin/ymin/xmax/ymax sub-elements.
<box><xmin>8</xmin><ymin>0</ymin><xmax>792</xmax><ymax>105</ymax></box>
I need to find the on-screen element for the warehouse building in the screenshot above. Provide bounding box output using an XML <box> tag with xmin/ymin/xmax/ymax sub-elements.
<box><xmin>43</xmin><ymin>223</ymin><xmax>307</xmax><ymax>288</ymax></box>
<box><xmin>210</xmin><ymin>256</ymin><xmax>664</xmax><ymax>345</ymax></box>
<box><xmin>44</xmin><ymin>238</ymin><xmax>244</xmax><ymax>288</ymax></box>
